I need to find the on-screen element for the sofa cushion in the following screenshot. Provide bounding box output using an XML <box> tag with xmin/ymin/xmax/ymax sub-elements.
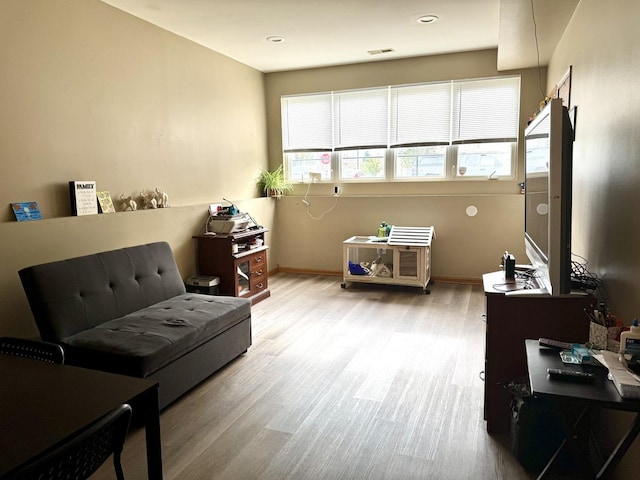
<box><xmin>62</xmin><ymin>294</ymin><xmax>251</xmax><ymax>378</ymax></box>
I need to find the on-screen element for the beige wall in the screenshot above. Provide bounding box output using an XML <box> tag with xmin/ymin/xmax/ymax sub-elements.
<box><xmin>265</xmin><ymin>50</ymin><xmax>544</xmax><ymax>279</ymax></box>
<box><xmin>275</xmin><ymin>195</ymin><xmax>523</xmax><ymax>281</ymax></box>
<box><xmin>0</xmin><ymin>0</ymin><xmax>274</xmax><ymax>337</ymax></box>
<box><xmin>548</xmin><ymin>0</ymin><xmax>640</xmax><ymax>324</ymax></box>
<box><xmin>547</xmin><ymin>1</ymin><xmax>640</xmax><ymax>476</ymax></box>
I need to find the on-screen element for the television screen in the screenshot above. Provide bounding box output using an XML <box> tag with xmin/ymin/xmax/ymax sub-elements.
<box><xmin>523</xmin><ymin>98</ymin><xmax>573</xmax><ymax>295</ymax></box>
<box><xmin>525</xmin><ymin>115</ymin><xmax>550</xmax><ymax>263</ymax></box>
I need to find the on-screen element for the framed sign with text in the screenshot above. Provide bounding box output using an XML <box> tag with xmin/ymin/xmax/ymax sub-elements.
<box><xmin>69</xmin><ymin>180</ymin><xmax>98</xmax><ymax>216</ymax></box>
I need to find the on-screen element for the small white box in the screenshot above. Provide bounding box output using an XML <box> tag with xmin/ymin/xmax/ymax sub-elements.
<box><xmin>185</xmin><ymin>275</ymin><xmax>220</xmax><ymax>287</ymax></box>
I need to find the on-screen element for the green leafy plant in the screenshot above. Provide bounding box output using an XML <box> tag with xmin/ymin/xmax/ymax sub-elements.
<box><xmin>257</xmin><ymin>165</ymin><xmax>293</xmax><ymax>198</ymax></box>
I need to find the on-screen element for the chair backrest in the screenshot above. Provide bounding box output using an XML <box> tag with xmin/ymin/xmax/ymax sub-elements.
<box><xmin>0</xmin><ymin>336</ymin><xmax>65</xmax><ymax>364</ymax></box>
<box><xmin>8</xmin><ymin>403</ymin><xmax>132</xmax><ymax>480</ymax></box>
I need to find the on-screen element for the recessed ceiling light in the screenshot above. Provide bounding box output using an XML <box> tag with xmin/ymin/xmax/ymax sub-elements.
<box><xmin>417</xmin><ymin>15</ymin><xmax>439</xmax><ymax>24</ymax></box>
<box><xmin>266</xmin><ymin>36</ymin><xmax>285</xmax><ymax>44</ymax></box>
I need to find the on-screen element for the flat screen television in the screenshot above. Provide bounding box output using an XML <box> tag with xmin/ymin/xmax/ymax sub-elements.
<box><xmin>524</xmin><ymin>98</ymin><xmax>574</xmax><ymax>295</ymax></box>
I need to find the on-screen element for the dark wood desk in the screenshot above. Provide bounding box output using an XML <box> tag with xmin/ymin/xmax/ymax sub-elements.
<box><xmin>525</xmin><ymin>339</ymin><xmax>640</xmax><ymax>479</ymax></box>
<box><xmin>0</xmin><ymin>356</ymin><xmax>163</xmax><ymax>479</ymax></box>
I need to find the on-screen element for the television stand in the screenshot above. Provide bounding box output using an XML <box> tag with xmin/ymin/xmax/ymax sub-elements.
<box><xmin>482</xmin><ymin>270</ymin><xmax>594</xmax><ymax>434</ymax></box>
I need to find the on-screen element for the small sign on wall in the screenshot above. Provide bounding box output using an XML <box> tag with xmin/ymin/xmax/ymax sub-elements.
<box><xmin>10</xmin><ymin>202</ymin><xmax>42</xmax><ymax>221</ymax></box>
<box><xmin>69</xmin><ymin>180</ymin><xmax>98</xmax><ymax>216</ymax></box>
<box><xmin>97</xmin><ymin>191</ymin><xmax>116</xmax><ymax>213</ymax></box>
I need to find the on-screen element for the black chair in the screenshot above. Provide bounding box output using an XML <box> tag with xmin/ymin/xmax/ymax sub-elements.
<box><xmin>8</xmin><ymin>404</ymin><xmax>133</xmax><ymax>480</ymax></box>
<box><xmin>0</xmin><ymin>336</ymin><xmax>65</xmax><ymax>364</ymax></box>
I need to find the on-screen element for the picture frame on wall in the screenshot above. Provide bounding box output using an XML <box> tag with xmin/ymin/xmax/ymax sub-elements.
<box><xmin>69</xmin><ymin>180</ymin><xmax>98</xmax><ymax>216</ymax></box>
<box><xmin>10</xmin><ymin>202</ymin><xmax>42</xmax><ymax>221</ymax></box>
<box><xmin>97</xmin><ymin>191</ymin><xmax>116</xmax><ymax>213</ymax></box>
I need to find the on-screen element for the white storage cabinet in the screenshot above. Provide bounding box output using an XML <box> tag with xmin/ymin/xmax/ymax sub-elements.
<box><xmin>341</xmin><ymin>226</ymin><xmax>435</xmax><ymax>294</ymax></box>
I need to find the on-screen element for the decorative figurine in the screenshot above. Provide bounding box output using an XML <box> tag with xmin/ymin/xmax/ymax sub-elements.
<box><xmin>140</xmin><ymin>190</ymin><xmax>158</xmax><ymax>209</ymax></box>
<box><xmin>119</xmin><ymin>194</ymin><xmax>137</xmax><ymax>211</ymax></box>
<box><xmin>155</xmin><ymin>187</ymin><xmax>169</xmax><ymax>208</ymax></box>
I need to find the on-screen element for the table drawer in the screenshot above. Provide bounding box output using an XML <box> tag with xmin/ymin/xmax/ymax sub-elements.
<box><xmin>250</xmin><ymin>252</ymin><xmax>266</xmax><ymax>269</ymax></box>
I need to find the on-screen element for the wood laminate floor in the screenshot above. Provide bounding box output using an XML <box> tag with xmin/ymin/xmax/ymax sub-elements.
<box><xmin>92</xmin><ymin>273</ymin><xmax>535</xmax><ymax>479</ymax></box>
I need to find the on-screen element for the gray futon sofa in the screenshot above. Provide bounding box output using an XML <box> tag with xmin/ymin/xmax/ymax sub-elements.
<box><xmin>19</xmin><ymin>241</ymin><xmax>251</xmax><ymax>409</ymax></box>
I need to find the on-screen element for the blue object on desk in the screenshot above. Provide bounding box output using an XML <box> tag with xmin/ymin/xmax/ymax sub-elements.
<box><xmin>571</xmin><ymin>343</ymin><xmax>592</xmax><ymax>363</ymax></box>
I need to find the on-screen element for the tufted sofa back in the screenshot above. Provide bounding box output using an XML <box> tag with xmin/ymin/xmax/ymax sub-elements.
<box><xmin>19</xmin><ymin>242</ymin><xmax>186</xmax><ymax>342</ymax></box>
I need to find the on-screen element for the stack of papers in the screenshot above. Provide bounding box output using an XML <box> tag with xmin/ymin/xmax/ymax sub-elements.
<box><xmin>593</xmin><ymin>350</ymin><xmax>640</xmax><ymax>399</ymax></box>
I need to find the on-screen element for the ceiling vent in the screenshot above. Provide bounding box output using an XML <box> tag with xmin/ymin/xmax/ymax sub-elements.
<box><xmin>367</xmin><ymin>48</ymin><xmax>394</xmax><ymax>56</ymax></box>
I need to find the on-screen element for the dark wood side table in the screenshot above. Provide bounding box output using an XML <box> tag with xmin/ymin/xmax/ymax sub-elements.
<box><xmin>0</xmin><ymin>356</ymin><xmax>162</xmax><ymax>479</ymax></box>
<box><xmin>525</xmin><ymin>339</ymin><xmax>640</xmax><ymax>479</ymax></box>
<box><xmin>483</xmin><ymin>271</ymin><xmax>593</xmax><ymax>433</ymax></box>
<box><xmin>195</xmin><ymin>227</ymin><xmax>270</xmax><ymax>305</ymax></box>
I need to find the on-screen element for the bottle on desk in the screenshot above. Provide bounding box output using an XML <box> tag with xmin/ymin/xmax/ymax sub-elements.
<box><xmin>620</xmin><ymin>318</ymin><xmax>640</xmax><ymax>354</ymax></box>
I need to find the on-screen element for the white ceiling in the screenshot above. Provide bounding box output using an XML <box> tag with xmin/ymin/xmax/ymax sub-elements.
<box><xmin>100</xmin><ymin>0</ymin><xmax>579</xmax><ymax>73</ymax></box>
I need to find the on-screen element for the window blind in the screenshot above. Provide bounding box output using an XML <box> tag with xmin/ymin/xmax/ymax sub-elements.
<box><xmin>451</xmin><ymin>77</ymin><xmax>520</xmax><ymax>144</ymax></box>
<box><xmin>281</xmin><ymin>75</ymin><xmax>520</xmax><ymax>151</ymax></box>
<box><xmin>390</xmin><ymin>83</ymin><xmax>451</xmax><ymax>147</ymax></box>
<box><xmin>281</xmin><ymin>93</ymin><xmax>332</xmax><ymax>152</ymax></box>
<box><xmin>333</xmin><ymin>87</ymin><xmax>388</xmax><ymax>150</ymax></box>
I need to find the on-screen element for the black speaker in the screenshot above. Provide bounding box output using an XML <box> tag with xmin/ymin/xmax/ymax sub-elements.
<box><xmin>503</xmin><ymin>252</ymin><xmax>516</xmax><ymax>280</ymax></box>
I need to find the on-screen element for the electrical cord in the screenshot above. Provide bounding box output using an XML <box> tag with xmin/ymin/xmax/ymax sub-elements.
<box><xmin>201</xmin><ymin>215</ymin><xmax>213</xmax><ymax>235</ymax></box>
<box><xmin>530</xmin><ymin>0</ymin><xmax>546</xmax><ymax>100</ymax></box>
<box><xmin>516</xmin><ymin>268</ymin><xmax>541</xmax><ymax>290</ymax></box>
<box><xmin>571</xmin><ymin>253</ymin><xmax>603</xmax><ymax>291</ymax></box>
<box><xmin>306</xmin><ymin>197</ymin><xmax>339</xmax><ymax>220</ymax></box>
<box><xmin>302</xmin><ymin>181</ymin><xmax>339</xmax><ymax>220</ymax></box>
<box><xmin>302</xmin><ymin>181</ymin><xmax>312</xmax><ymax>206</ymax></box>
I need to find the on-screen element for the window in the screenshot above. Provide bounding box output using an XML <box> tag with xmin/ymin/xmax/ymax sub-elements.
<box><xmin>390</xmin><ymin>83</ymin><xmax>451</xmax><ymax>147</ymax></box>
<box><xmin>281</xmin><ymin>93</ymin><xmax>333</xmax><ymax>183</ymax></box>
<box><xmin>451</xmin><ymin>77</ymin><xmax>520</xmax><ymax>144</ymax></box>
<box><xmin>287</xmin><ymin>152</ymin><xmax>332</xmax><ymax>183</ymax></box>
<box><xmin>281</xmin><ymin>76</ymin><xmax>520</xmax><ymax>182</ymax></box>
<box><xmin>340</xmin><ymin>149</ymin><xmax>386</xmax><ymax>179</ymax></box>
<box><xmin>395</xmin><ymin>146</ymin><xmax>446</xmax><ymax>179</ymax></box>
<box><xmin>456</xmin><ymin>143</ymin><xmax>514</xmax><ymax>178</ymax></box>
<box><xmin>281</xmin><ymin>93</ymin><xmax>332</xmax><ymax>152</ymax></box>
<box><xmin>334</xmin><ymin>88</ymin><xmax>388</xmax><ymax>150</ymax></box>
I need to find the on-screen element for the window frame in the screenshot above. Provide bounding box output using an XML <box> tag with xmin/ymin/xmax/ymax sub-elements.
<box><xmin>281</xmin><ymin>76</ymin><xmax>520</xmax><ymax>184</ymax></box>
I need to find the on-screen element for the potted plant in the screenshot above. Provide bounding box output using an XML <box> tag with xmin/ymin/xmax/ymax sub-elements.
<box><xmin>257</xmin><ymin>165</ymin><xmax>293</xmax><ymax>198</ymax></box>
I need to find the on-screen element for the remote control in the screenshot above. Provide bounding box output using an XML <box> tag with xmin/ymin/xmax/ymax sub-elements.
<box><xmin>539</xmin><ymin>338</ymin><xmax>573</xmax><ymax>350</ymax></box>
<box><xmin>547</xmin><ymin>368</ymin><xmax>595</xmax><ymax>381</ymax></box>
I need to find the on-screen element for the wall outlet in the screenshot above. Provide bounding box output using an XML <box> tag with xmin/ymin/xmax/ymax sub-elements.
<box><xmin>333</xmin><ymin>185</ymin><xmax>341</xmax><ymax>196</ymax></box>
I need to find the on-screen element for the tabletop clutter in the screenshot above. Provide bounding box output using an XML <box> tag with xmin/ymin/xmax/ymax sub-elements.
<box><xmin>586</xmin><ymin>302</ymin><xmax>626</xmax><ymax>352</ymax></box>
<box><xmin>552</xmin><ymin>311</ymin><xmax>640</xmax><ymax>399</ymax></box>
